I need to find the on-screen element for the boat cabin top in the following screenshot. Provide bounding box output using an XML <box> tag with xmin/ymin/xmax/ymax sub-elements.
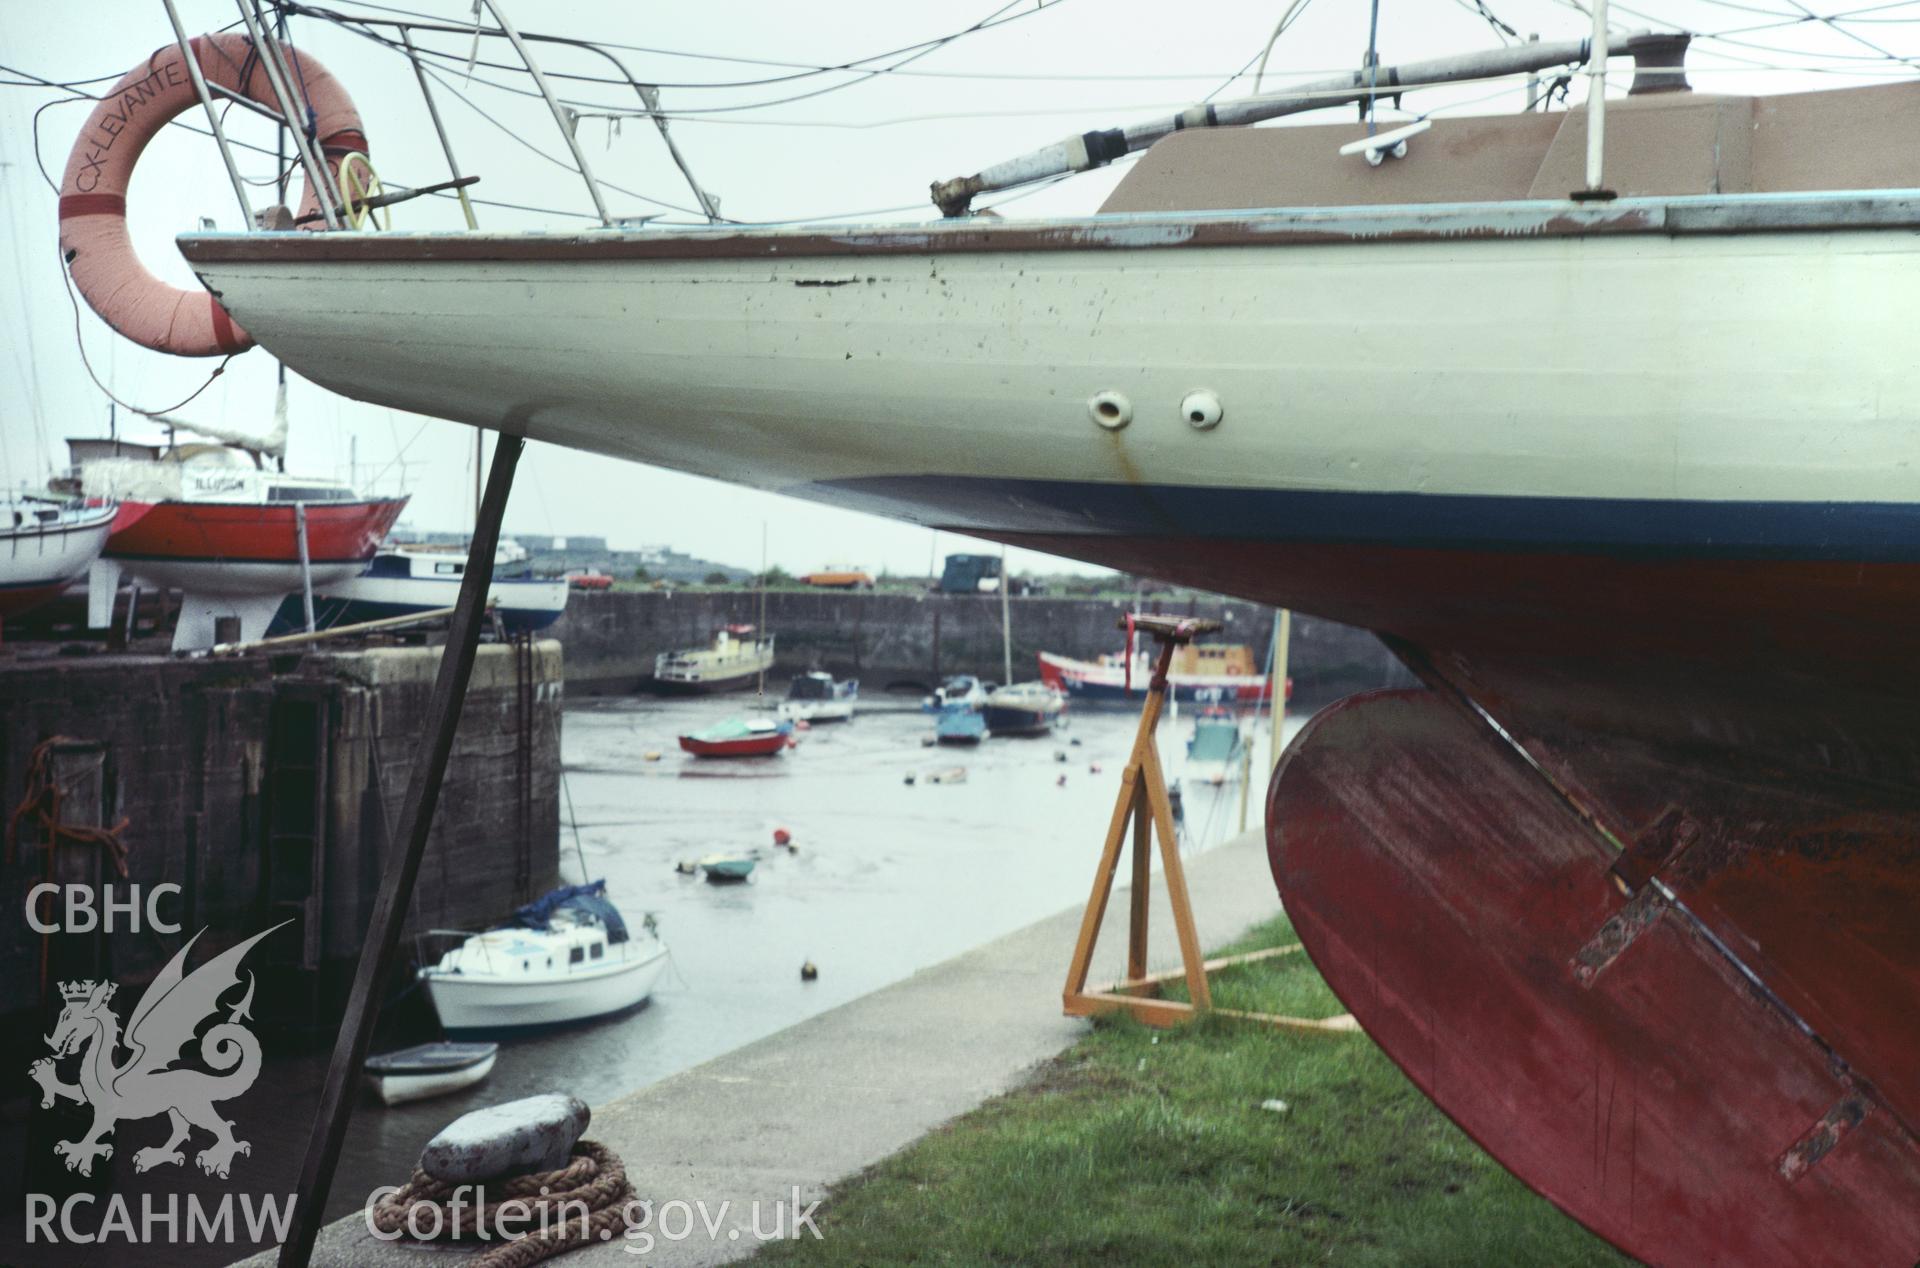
<box><xmin>1101</xmin><ymin>76</ymin><xmax>1920</xmax><ymax>217</ymax></box>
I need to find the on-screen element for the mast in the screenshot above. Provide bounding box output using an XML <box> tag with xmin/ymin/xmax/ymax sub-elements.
<box><xmin>1583</xmin><ymin>0</ymin><xmax>1614</xmax><ymax>196</ymax></box>
<box><xmin>931</xmin><ymin>34</ymin><xmax>1651</xmax><ymax>214</ymax></box>
<box><xmin>999</xmin><ymin>543</ymin><xmax>1012</xmax><ymax>686</ymax></box>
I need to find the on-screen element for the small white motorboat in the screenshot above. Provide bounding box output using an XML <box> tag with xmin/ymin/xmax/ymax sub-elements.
<box><xmin>776</xmin><ymin>671</ymin><xmax>858</xmax><ymax>723</ymax></box>
<box><xmin>365</xmin><ymin>1041</ymin><xmax>498</xmax><ymax>1106</ymax></box>
<box><xmin>419</xmin><ymin>882</ymin><xmax>668</xmax><ymax>1034</ymax></box>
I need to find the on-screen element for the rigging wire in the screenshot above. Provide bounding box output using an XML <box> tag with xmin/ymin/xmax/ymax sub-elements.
<box><xmin>57</xmin><ymin>243</ymin><xmax>238</xmax><ymax>417</ymax></box>
<box><xmin>409</xmin><ymin>60</ymin><xmax>721</xmax><ymax>219</ymax></box>
<box><xmin>289</xmin><ymin>0</ymin><xmax>1100</xmax><ymax>90</ymax></box>
<box><xmin>322</xmin><ymin>13</ymin><xmax>1231</xmax><ymax>129</ymax></box>
<box><xmin>1254</xmin><ymin>0</ymin><xmax>1318</xmax><ymax>95</ymax></box>
<box><xmin>1457</xmin><ymin>0</ymin><xmax>1523</xmax><ymax>43</ymax></box>
<box><xmin>285</xmin><ymin>0</ymin><xmax>1075</xmax><ymax>114</ymax></box>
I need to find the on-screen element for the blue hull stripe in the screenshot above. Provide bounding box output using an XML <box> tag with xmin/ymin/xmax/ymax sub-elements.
<box><xmin>812</xmin><ymin>477</ymin><xmax>1920</xmax><ymax>563</ymax></box>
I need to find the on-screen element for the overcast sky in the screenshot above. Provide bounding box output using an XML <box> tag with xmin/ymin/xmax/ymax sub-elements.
<box><xmin>2</xmin><ymin>0</ymin><xmax>1904</xmax><ymax>574</ymax></box>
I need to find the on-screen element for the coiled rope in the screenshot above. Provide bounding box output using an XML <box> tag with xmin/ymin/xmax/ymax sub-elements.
<box><xmin>7</xmin><ymin>736</ymin><xmax>133</xmax><ymax>994</ymax></box>
<box><xmin>369</xmin><ymin>1139</ymin><xmax>636</xmax><ymax>1268</ymax></box>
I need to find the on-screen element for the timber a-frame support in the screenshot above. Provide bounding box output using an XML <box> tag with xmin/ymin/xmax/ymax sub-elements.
<box><xmin>1062</xmin><ymin>613</ymin><xmax>1357</xmax><ymax>1036</ymax></box>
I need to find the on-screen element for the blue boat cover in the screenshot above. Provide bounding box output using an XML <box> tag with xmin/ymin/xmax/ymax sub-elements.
<box><xmin>509</xmin><ymin>880</ymin><xmax>629</xmax><ymax>944</ymax></box>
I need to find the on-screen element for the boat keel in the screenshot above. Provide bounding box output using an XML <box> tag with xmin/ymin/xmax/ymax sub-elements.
<box><xmin>1267</xmin><ymin>689</ymin><xmax>1920</xmax><ymax>1267</ymax></box>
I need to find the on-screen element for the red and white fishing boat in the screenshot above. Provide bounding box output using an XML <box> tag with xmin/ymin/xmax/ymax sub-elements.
<box><xmin>1038</xmin><ymin>646</ymin><xmax>1277</xmax><ymax>707</ymax></box>
<box><xmin>62</xmin><ymin>429</ymin><xmax>406</xmax><ymax>650</ymax></box>
<box><xmin>0</xmin><ymin>500</ymin><xmax>121</xmax><ymax>627</ymax></box>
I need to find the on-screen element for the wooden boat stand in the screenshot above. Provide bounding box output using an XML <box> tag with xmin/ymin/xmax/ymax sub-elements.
<box><xmin>1062</xmin><ymin>613</ymin><xmax>1357</xmax><ymax>1036</ymax></box>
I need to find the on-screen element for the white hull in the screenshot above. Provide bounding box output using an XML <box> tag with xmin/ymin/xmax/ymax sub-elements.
<box><xmin>0</xmin><ymin>510</ymin><xmax>115</xmax><ymax>586</ymax></box>
<box><xmin>327</xmin><ymin>571</ymin><xmax>569</xmax><ymax>616</ymax></box>
<box><xmin>1182</xmin><ymin>760</ymin><xmax>1241</xmax><ymax>787</ymax></box>
<box><xmin>369</xmin><ymin>1051</ymin><xmax>497</xmax><ymax>1105</ymax></box>
<box><xmin>0</xmin><ymin>507</ymin><xmax>114</xmax><ymax>598</ymax></box>
<box><xmin>423</xmin><ymin>941</ymin><xmax>668</xmax><ymax>1032</ymax></box>
<box><xmin>777</xmin><ymin>699</ymin><xmax>855</xmax><ymax>722</ymax></box>
<box><xmin>119</xmin><ymin>556</ymin><xmax>366</xmax><ymax>595</ymax></box>
<box><xmin>182</xmin><ymin>203</ymin><xmax>1920</xmax><ymax>522</ymax></box>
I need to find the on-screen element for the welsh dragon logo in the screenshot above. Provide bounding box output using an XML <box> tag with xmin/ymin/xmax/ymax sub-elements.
<box><xmin>28</xmin><ymin>922</ymin><xmax>287</xmax><ymax>1179</ymax></box>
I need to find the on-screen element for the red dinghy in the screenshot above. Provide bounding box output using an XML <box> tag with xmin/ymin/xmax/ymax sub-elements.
<box><xmin>678</xmin><ymin>717</ymin><xmax>794</xmax><ymax>758</ymax></box>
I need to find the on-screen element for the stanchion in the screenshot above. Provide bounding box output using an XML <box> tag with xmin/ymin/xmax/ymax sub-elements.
<box><xmin>1061</xmin><ymin>614</ymin><xmax>1355</xmax><ymax>1036</ymax></box>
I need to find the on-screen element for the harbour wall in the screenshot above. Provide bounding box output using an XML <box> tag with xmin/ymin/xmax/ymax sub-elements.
<box><xmin>552</xmin><ymin>590</ymin><xmax>1413</xmax><ymax>703</ymax></box>
<box><xmin>0</xmin><ymin>641</ymin><xmax>561</xmax><ymax>1031</ymax></box>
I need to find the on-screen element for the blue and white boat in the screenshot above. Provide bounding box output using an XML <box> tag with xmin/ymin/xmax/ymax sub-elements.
<box><xmin>923</xmin><ymin>674</ymin><xmax>988</xmax><ymax>712</ymax></box>
<box><xmin>1183</xmin><ymin>709</ymin><xmax>1247</xmax><ymax>786</ymax></box>
<box><xmin>934</xmin><ymin>702</ymin><xmax>987</xmax><ymax>746</ymax></box>
<box><xmin>271</xmin><ymin>539</ymin><xmax>568</xmax><ymax>636</ymax></box>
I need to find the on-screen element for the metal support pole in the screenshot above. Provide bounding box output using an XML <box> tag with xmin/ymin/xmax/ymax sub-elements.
<box><xmin>400</xmin><ymin>27</ymin><xmax>478</xmax><ymax>229</ymax></box>
<box><xmin>234</xmin><ymin>0</ymin><xmax>344</xmax><ymax>229</ymax></box>
<box><xmin>294</xmin><ymin>502</ymin><xmax>316</xmax><ymax>634</ymax></box>
<box><xmin>278</xmin><ymin>435</ymin><xmax>524</xmax><ymax>1267</ymax></box>
<box><xmin>1269</xmin><ymin>610</ymin><xmax>1292</xmax><ymax>774</ymax></box>
<box><xmin>159</xmin><ymin>0</ymin><xmax>255</xmax><ymax>227</ymax></box>
<box><xmin>1585</xmin><ymin>0</ymin><xmax>1611</xmax><ymax>193</ymax></box>
<box><xmin>479</xmin><ymin>0</ymin><xmax>612</xmax><ymax>225</ymax></box>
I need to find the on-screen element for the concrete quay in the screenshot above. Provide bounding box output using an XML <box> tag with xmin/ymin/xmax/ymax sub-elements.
<box><xmin>268</xmin><ymin>828</ymin><xmax>1283</xmax><ymax>1266</ymax></box>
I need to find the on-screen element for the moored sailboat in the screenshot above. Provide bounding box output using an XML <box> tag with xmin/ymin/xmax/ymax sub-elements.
<box><xmin>269</xmin><ymin>540</ymin><xmax>568</xmax><ymax>637</ymax></box>
<box><xmin>418</xmin><ymin>882</ymin><xmax>667</xmax><ymax>1034</ymax></box>
<box><xmin>982</xmin><ymin>681</ymin><xmax>1064</xmax><ymax>736</ymax></box>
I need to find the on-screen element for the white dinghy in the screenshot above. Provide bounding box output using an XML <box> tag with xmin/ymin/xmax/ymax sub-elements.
<box><xmin>365</xmin><ymin>1041</ymin><xmax>499</xmax><ymax>1106</ymax></box>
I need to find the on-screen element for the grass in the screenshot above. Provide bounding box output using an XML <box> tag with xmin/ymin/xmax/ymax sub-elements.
<box><xmin>755</xmin><ymin>916</ymin><xmax>1630</xmax><ymax>1267</ymax></box>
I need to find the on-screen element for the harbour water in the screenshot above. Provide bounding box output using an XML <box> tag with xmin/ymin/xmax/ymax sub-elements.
<box><xmin>317</xmin><ymin>691</ymin><xmax>1300</xmax><ymax>1220</ymax></box>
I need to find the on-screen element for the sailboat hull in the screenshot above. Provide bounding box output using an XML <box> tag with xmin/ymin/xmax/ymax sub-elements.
<box><xmin>105</xmin><ymin>498</ymin><xmax>408</xmax><ymax>595</ymax></box>
<box><xmin>0</xmin><ymin>505</ymin><xmax>116</xmax><ymax>618</ymax></box>
<box><xmin>1272</xmin><ymin>690</ymin><xmax>1920</xmax><ymax>1267</ymax></box>
<box><xmin>179</xmin><ymin>197</ymin><xmax>1920</xmax><ymax>1263</ymax></box>
<box><xmin>179</xmin><ymin>199</ymin><xmax>1920</xmax><ymax>546</ymax></box>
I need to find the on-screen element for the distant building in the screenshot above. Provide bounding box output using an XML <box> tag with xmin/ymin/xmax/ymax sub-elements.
<box><xmin>390</xmin><ymin>529</ymin><xmax>748</xmax><ymax>583</ymax></box>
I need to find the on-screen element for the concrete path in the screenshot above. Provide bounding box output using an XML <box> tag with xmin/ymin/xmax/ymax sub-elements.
<box><xmin>270</xmin><ymin>828</ymin><xmax>1283</xmax><ymax>1266</ymax></box>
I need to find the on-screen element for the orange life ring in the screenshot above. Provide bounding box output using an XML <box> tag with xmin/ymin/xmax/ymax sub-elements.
<box><xmin>58</xmin><ymin>33</ymin><xmax>367</xmax><ymax>357</ymax></box>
